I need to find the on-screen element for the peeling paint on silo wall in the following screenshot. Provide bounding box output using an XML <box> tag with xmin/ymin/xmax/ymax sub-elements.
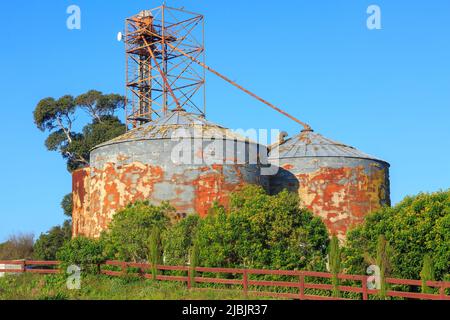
<box><xmin>270</xmin><ymin>157</ymin><xmax>390</xmax><ymax>241</ymax></box>
<box><xmin>72</xmin><ymin>137</ymin><xmax>266</xmax><ymax>238</ymax></box>
<box><xmin>72</xmin><ymin>167</ymin><xmax>91</xmax><ymax>237</ymax></box>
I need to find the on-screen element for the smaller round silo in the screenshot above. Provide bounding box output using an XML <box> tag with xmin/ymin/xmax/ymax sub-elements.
<box><xmin>268</xmin><ymin>129</ymin><xmax>390</xmax><ymax>240</ymax></box>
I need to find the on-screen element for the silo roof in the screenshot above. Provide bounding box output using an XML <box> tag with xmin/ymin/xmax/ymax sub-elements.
<box><xmin>93</xmin><ymin>109</ymin><xmax>253</xmax><ymax>150</ymax></box>
<box><xmin>270</xmin><ymin>130</ymin><xmax>389</xmax><ymax>165</ymax></box>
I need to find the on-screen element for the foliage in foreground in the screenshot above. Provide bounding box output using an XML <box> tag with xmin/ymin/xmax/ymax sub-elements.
<box><xmin>194</xmin><ymin>185</ymin><xmax>329</xmax><ymax>271</ymax></box>
<box><xmin>56</xmin><ymin>237</ymin><xmax>105</xmax><ymax>274</ymax></box>
<box><xmin>343</xmin><ymin>190</ymin><xmax>450</xmax><ymax>281</ymax></box>
<box><xmin>101</xmin><ymin>201</ymin><xmax>173</xmax><ymax>262</ymax></box>
<box><xmin>34</xmin><ymin>220</ymin><xmax>72</xmax><ymax>261</ymax></box>
<box><xmin>0</xmin><ymin>273</ymin><xmax>248</xmax><ymax>301</ymax></box>
<box><xmin>56</xmin><ymin>185</ymin><xmax>329</xmax><ymax>274</ymax></box>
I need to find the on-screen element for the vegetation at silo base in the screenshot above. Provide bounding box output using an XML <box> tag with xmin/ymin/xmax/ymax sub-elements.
<box><xmin>56</xmin><ymin>237</ymin><xmax>105</xmax><ymax>274</ymax></box>
<box><xmin>328</xmin><ymin>235</ymin><xmax>341</xmax><ymax>298</ymax></box>
<box><xmin>420</xmin><ymin>254</ymin><xmax>435</xmax><ymax>294</ymax></box>
<box><xmin>342</xmin><ymin>190</ymin><xmax>450</xmax><ymax>283</ymax></box>
<box><xmin>0</xmin><ymin>273</ymin><xmax>251</xmax><ymax>301</ymax></box>
<box><xmin>91</xmin><ymin>185</ymin><xmax>329</xmax><ymax>272</ymax></box>
<box><xmin>33</xmin><ymin>221</ymin><xmax>72</xmax><ymax>261</ymax></box>
<box><xmin>193</xmin><ymin>186</ymin><xmax>329</xmax><ymax>271</ymax></box>
<box><xmin>102</xmin><ymin>201</ymin><xmax>172</xmax><ymax>263</ymax></box>
<box><xmin>2</xmin><ymin>187</ymin><xmax>450</xmax><ymax>299</ymax></box>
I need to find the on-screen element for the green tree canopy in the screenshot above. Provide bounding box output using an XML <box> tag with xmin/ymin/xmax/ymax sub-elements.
<box><xmin>61</xmin><ymin>193</ymin><xmax>73</xmax><ymax>218</ymax></box>
<box><xmin>33</xmin><ymin>90</ymin><xmax>126</xmax><ymax>172</ymax></box>
<box><xmin>343</xmin><ymin>190</ymin><xmax>450</xmax><ymax>281</ymax></box>
<box><xmin>75</xmin><ymin>90</ymin><xmax>125</xmax><ymax>122</ymax></box>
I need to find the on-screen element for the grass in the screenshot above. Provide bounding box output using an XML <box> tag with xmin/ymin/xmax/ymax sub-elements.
<box><xmin>0</xmin><ymin>273</ymin><xmax>253</xmax><ymax>300</ymax></box>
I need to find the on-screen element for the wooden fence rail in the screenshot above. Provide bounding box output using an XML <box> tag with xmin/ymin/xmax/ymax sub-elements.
<box><xmin>1</xmin><ymin>260</ymin><xmax>449</xmax><ymax>300</ymax></box>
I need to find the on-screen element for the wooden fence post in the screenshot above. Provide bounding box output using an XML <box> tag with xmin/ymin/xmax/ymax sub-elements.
<box><xmin>362</xmin><ymin>276</ymin><xmax>368</xmax><ymax>301</ymax></box>
<box><xmin>243</xmin><ymin>270</ymin><xmax>248</xmax><ymax>298</ymax></box>
<box><xmin>122</xmin><ymin>262</ymin><xmax>127</xmax><ymax>276</ymax></box>
<box><xmin>21</xmin><ymin>260</ymin><xmax>26</xmax><ymax>273</ymax></box>
<box><xmin>187</xmin><ymin>268</ymin><xmax>191</xmax><ymax>290</ymax></box>
<box><xmin>299</xmin><ymin>272</ymin><xmax>305</xmax><ymax>300</ymax></box>
<box><xmin>440</xmin><ymin>283</ymin><xmax>446</xmax><ymax>300</ymax></box>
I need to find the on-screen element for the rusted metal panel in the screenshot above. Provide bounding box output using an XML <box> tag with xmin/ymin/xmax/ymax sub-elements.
<box><xmin>269</xmin><ymin>130</ymin><xmax>390</xmax><ymax>241</ymax></box>
<box><xmin>73</xmin><ymin>111</ymin><xmax>268</xmax><ymax>238</ymax></box>
<box><xmin>72</xmin><ymin>167</ymin><xmax>91</xmax><ymax>238</ymax></box>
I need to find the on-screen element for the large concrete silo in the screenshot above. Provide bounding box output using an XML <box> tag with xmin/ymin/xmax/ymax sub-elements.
<box><xmin>269</xmin><ymin>129</ymin><xmax>390</xmax><ymax>240</ymax></box>
<box><xmin>72</xmin><ymin>109</ymin><xmax>268</xmax><ymax>238</ymax></box>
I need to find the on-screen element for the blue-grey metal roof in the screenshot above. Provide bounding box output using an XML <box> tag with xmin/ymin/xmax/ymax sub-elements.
<box><xmin>269</xmin><ymin>130</ymin><xmax>389</xmax><ymax>164</ymax></box>
<box><xmin>93</xmin><ymin>110</ymin><xmax>252</xmax><ymax>149</ymax></box>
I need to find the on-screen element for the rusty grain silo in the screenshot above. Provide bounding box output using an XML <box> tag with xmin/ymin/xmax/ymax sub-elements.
<box><xmin>72</xmin><ymin>109</ymin><xmax>268</xmax><ymax>238</ymax></box>
<box><xmin>269</xmin><ymin>129</ymin><xmax>390</xmax><ymax>240</ymax></box>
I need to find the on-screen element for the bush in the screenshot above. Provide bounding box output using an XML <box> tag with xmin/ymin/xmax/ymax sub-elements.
<box><xmin>343</xmin><ymin>190</ymin><xmax>450</xmax><ymax>281</ymax></box>
<box><xmin>34</xmin><ymin>220</ymin><xmax>72</xmax><ymax>260</ymax></box>
<box><xmin>101</xmin><ymin>201</ymin><xmax>172</xmax><ymax>262</ymax></box>
<box><xmin>420</xmin><ymin>255</ymin><xmax>435</xmax><ymax>294</ymax></box>
<box><xmin>0</xmin><ymin>233</ymin><xmax>34</xmax><ymax>260</ymax></box>
<box><xmin>195</xmin><ymin>185</ymin><xmax>329</xmax><ymax>270</ymax></box>
<box><xmin>56</xmin><ymin>237</ymin><xmax>105</xmax><ymax>274</ymax></box>
<box><xmin>149</xmin><ymin>226</ymin><xmax>162</xmax><ymax>279</ymax></box>
<box><xmin>329</xmin><ymin>235</ymin><xmax>341</xmax><ymax>298</ymax></box>
<box><xmin>163</xmin><ymin>215</ymin><xmax>200</xmax><ymax>266</ymax></box>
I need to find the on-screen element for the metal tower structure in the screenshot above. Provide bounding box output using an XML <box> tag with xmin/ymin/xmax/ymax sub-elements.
<box><xmin>123</xmin><ymin>5</ymin><xmax>312</xmax><ymax>132</ymax></box>
<box><xmin>124</xmin><ymin>5</ymin><xmax>206</xmax><ymax>128</ymax></box>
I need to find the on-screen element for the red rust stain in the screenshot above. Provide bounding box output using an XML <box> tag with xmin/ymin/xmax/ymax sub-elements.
<box><xmin>193</xmin><ymin>165</ymin><xmax>245</xmax><ymax>217</ymax></box>
<box><xmin>295</xmin><ymin>166</ymin><xmax>388</xmax><ymax>240</ymax></box>
<box><xmin>82</xmin><ymin>163</ymin><xmax>165</xmax><ymax>238</ymax></box>
<box><xmin>282</xmin><ymin>164</ymin><xmax>294</xmax><ymax>170</ymax></box>
<box><xmin>74</xmin><ymin>161</ymin><xmax>249</xmax><ymax>238</ymax></box>
<box><xmin>72</xmin><ymin>167</ymin><xmax>91</xmax><ymax>238</ymax></box>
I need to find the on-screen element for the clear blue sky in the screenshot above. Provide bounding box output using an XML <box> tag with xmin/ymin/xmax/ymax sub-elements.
<box><xmin>0</xmin><ymin>0</ymin><xmax>449</xmax><ymax>241</ymax></box>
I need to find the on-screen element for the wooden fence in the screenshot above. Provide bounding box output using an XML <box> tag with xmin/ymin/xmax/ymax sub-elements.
<box><xmin>1</xmin><ymin>260</ymin><xmax>449</xmax><ymax>300</ymax></box>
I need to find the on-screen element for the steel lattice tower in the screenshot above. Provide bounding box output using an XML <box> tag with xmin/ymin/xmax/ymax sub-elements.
<box><xmin>124</xmin><ymin>5</ymin><xmax>205</xmax><ymax>128</ymax></box>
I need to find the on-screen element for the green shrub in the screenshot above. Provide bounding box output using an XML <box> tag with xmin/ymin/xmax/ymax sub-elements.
<box><xmin>101</xmin><ymin>201</ymin><xmax>172</xmax><ymax>262</ymax></box>
<box><xmin>329</xmin><ymin>235</ymin><xmax>341</xmax><ymax>298</ymax></box>
<box><xmin>420</xmin><ymin>255</ymin><xmax>435</xmax><ymax>294</ymax></box>
<box><xmin>190</xmin><ymin>240</ymin><xmax>200</xmax><ymax>286</ymax></box>
<box><xmin>149</xmin><ymin>226</ymin><xmax>162</xmax><ymax>280</ymax></box>
<box><xmin>163</xmin><ymin>215</ymin><xmax>200</xmax><ymax>266</ymax></box>
<box><xmin>376</xmin><ymin>235</ymin><xmax>391</xmax><ymax>299</ymax></box>
<box><xmin>195</xmin><ymin>185</ymin><xmax>329</xmax><ymax>271</ymax></box>
<box><xmin>343</xmin><ymin>190</ymin><xmax>450</xmax><ymax>281</ymax></box>
<box><xmin>56</xmin><ymin>236</ymin><xmax>105</xmax><ymax>274</ymax></box>
<box><xmin>34</xmin><ymin>220</ymin><xmax>72</xmax><ymax>260</ymax></box>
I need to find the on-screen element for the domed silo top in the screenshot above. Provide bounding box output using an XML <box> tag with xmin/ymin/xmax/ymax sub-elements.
<box><xmin>269</xmin><ymin>129</ymin><xmax>389</xmax><ymax>166</ymax></box>
<box><xmin>92</xmin><ymin>109</ymin><xmax>251</xmax><ymax>150</ymax></box>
